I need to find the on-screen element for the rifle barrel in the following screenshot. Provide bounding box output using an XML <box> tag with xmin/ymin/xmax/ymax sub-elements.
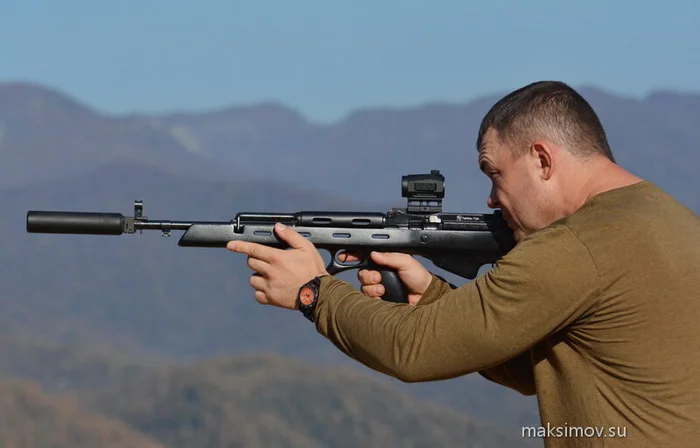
<box><xmin>26</xmin><ymin>211</ymin><xmax>201</xmax><ymax>235</ymax></box>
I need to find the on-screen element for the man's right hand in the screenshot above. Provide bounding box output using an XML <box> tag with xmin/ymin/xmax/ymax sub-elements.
<box><xmin>355</xmin><ymin>252</ymin><xmax>433</xmax><ymax>305</ymax></box>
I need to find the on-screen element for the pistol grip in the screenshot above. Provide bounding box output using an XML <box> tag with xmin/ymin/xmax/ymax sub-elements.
<box><xmin>366</xmin><ymin>259</ymin><xmax>409</xmax><ymax>304</ymax></box>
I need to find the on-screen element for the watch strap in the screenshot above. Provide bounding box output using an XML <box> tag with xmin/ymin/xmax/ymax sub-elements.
<box><xmin>297</xmin><ymin>275</ymin><xmax>328</xmax><ymax>322</ymax></box>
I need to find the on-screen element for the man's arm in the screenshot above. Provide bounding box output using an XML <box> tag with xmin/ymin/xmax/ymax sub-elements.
<box><xmin>417</xmin><ymin>273</ymin><xmax>537</xmax><ymax>395</ymax></box>
<box><xmin>479</xmin><ymin>351</ymin><xmax>536</xmax><ymax>395</ymax></box>
<box><xmin>313</xmin><ymin>223</ymin><xmax>600</xmax><ymax>383</ymax></box>
<box><xmin>414</xmin><ymin>273</ymin><xmax>456</xmax><ymax>306</ymax></box>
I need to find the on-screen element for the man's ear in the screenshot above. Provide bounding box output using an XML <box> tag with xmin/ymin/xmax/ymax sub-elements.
<box><xmin>530</xmin><ymin>140</ymin><xmax>555</xmax><ymax>180</ymax></box>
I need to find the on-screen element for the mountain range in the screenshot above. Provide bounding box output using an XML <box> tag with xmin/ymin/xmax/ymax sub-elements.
<box><xmin>2</xmin><ymin>81</ymin><xmax>697</xmax><ymax>211</ymax></box>
<box><xmin>0</xmin><ymin>80</ymin><xmax>697</xmax><ymax>446</ymax></box>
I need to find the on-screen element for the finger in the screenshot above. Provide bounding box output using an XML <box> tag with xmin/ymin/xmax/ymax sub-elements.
<box><xmin>362</xmin><ymin>284</ymin><xmax>385</xmax><ymax>298</ymax></box>
<box><xmin>247</xmin><ymin>256</ymin><xmax>270</xmax><ymax>276</ymax></box>
<box><xmin>357</xmin><ymin>269</ymin><xmax>381</xmax><ymax>285</ymax></box>
<box><xmin>370</xmin><ymin>251</ymin><xmax>415</xmax><ymax>271</ymax></box>
<box><xmin>273</xmin><ymin>223</ymin><xmax>312</xmax><ymax>250</ymax></box>
<box><xmin>249</xmin><ymin>273</ymin><xmax>266</xmax><ymax>292</ymax></box>
<box><xmin>254</xmin><ymin>290</ymin><xmax>270</xmax><ymax>304</ymax></box>
<box><xmin>338</xmin><ymin>250</ymin><xmax>362</xmax><ymax>263</ymax></box>
<box><xmin>227</xmin><ymin>240</ymin><xmax>279</xmax><ymax>263</ymax></box>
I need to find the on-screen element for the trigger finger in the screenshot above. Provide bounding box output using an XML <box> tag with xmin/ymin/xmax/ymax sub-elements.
<box><xmin>340</xmin><ymin>250</ymin><xmax>362</xmax><ymax>262</ymax></box>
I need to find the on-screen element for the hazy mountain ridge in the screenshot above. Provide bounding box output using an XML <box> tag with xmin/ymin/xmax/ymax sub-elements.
<box><xmin>111</xmin><ymin>86</ymin><xmax>700</xmax><ymax>213</ymax></box>
<box><xmin>2</xmin><ymin>81</ymin><xmax>697</xmax><ymax>213</ymax></box>
<box><xmin>82</xmin><ymin>354</ymin><xmax>533</xmax><ymax>448</ymax></box>
<box><xmin>0</xmin><ymin>332</ymin><xmax>158</xmax><ymax>394</ymax></box>
<box><xmin>0</xmin><ymin>328</ymin><xmax>534</xmax><ymax>447</ymax></box>
<box><xmin>0</xmin><ymin>82</ymin><xmax>248</xmax><ymax>190</ymax></box>
<box><xmin>0</xmin><ymin>378</ymin><xmax>165</xmax><ymax>448</ymax></box>
<box><xmin>1</xmin><ymin>81</ymin><xmax>697</xmax><ymax>444</ymax></box>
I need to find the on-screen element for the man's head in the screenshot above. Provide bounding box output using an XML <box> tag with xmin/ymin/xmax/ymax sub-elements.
<box><xmin>476</xmin><ymin>81</ymin><xmax>619</xmax><ymax>241</ymax></box>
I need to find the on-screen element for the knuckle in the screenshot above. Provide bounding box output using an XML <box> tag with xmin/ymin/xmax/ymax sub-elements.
<box><xmin>363</xmin><ymin>285</ymin><xmax>383</xmax><ymax>297</ymax></box>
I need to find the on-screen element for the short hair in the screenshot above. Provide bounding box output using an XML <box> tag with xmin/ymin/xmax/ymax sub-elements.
<box><xmin>476</xmin><ymin>81</ymin><xmax>615</xmax><ymax>162</ymax></box>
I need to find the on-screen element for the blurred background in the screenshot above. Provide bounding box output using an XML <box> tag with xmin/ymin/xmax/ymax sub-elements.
<box><xmin>0</xmin><ymin>1</ymin><xmax>698</xmax><ymax>446</ymax></box>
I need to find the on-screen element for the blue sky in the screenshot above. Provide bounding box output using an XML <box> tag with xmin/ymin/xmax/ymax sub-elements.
<box><xmin>1</xmin><ymin>0</ymin><xmax>698</xmax><ymax>123</ymax></box>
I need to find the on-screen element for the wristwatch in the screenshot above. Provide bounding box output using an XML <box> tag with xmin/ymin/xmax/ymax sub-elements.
<box><xmin>297</xmin><ymin>275</ymin><xmax>327</xmax><ymax>322</ymax></box>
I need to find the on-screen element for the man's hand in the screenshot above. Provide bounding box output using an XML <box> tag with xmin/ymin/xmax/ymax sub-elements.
<box><xmin>226</xmin><ymin>222</ymin><xmax>329</xmax><ymax>310</ymax></box>
<box><xmin>349</xmin><ymin>251</ymin><xmax>433</xmax><ymax>305</ymax></box>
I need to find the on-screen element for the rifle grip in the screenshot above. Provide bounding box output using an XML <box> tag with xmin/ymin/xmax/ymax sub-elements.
<box><xmin>366</xmin><ymin>259</ymin><xmax>409</xmax><ymax>303</ymax></box>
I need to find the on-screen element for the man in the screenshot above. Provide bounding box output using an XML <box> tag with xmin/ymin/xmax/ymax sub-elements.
<box><xmin>227</xmin><ymin>81</ymin><xmax>700</xmax><ymax>447</ymax></box>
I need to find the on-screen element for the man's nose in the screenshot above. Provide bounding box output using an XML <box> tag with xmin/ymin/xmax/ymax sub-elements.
<box><xmin>487</xmin><ymin>187</ymin><xmax>500</xmax><ymax>209</ymax></box>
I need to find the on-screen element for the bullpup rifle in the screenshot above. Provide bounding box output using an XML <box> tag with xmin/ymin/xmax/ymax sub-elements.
<box><xmin>26</xmin><ymin>170</ymin><xmax>515</xmax><ymax>303</ymax></box>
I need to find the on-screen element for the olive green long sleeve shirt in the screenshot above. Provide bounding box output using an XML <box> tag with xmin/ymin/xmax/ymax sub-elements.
<box><xmin>313</xmin><ymin>181</ymin><xmax>700</xmax><ymax>447</ymax></box>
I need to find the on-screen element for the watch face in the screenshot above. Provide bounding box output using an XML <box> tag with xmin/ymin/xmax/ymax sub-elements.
<box><xmin>299</xmin><ymin>285</ymin><xmax>316</xmax><ymax>306</ymax></box>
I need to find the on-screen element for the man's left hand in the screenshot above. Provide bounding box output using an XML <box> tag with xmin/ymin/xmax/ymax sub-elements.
<box><xmin>226</xmin><ymin>222</ymin><xmax>329</xmax><ymax>310</ymax></box>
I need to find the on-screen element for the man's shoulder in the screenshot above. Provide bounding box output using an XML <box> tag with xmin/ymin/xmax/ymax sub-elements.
<box><xmin>552</xmin><ymin>180</ymin><xmax>697</xmax><ymax>262</ymax></box>
<box><xmin>557</xmin><ymin>181</ymin><xmax>680</xmax><ymax>233</ymax></box>
<box><xmin>504</xmin><ymin>181</ymin><xmax>694</xmax><ymax>264</ymax></box>
<box><xmin>505</xmin><ymin>221</ymin><xmax>592</xmax><ymax>266</ymax></box>
<box><xmin>513</xmin><ymin>182</ymin><xmax>667</xmax><ymax>256</ymax></box>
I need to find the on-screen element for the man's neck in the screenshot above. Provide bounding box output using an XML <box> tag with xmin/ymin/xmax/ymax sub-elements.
<box><xmin>567</xmin><ymin>159</ymin><xmax>645</xmax><ymax>213</ymax></box>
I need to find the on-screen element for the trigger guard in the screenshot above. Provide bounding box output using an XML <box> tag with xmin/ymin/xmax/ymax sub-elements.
<box><xmin>326</xmin><ymin>250</ymin><xmax>370</xmax><ymax>275</ymax></box>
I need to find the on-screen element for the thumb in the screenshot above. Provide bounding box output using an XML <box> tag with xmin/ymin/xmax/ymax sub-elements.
<box><xmin>274</xmin><ymin>223</ymin><xmax>309</xmax><ymax>249</ymax></box>
<box><xmin>370</xmin><ymin>251</ymin><xmax>415</xmax><ymax>271</ymax></box>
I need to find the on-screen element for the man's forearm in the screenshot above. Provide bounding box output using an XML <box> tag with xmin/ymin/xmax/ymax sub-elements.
<box><xmin>315</xmin><ymin>275</ymin><xmax>462</xmax><ymax>382</ymax></box>
<box><xmin>314</xmin><ymin>276</ymin><xmax>532</xmax><ymax>383</ymax></box>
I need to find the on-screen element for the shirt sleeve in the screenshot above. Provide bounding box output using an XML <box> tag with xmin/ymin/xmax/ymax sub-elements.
<box><xmin>415</xmin><ymin>273</ymin><xmax>457</xmax><ymax>306</ymax></box>
<box><xmin>313</xmin><ymin>223</ymin><xmax>601</xmax><ymax>383</ymax></box>
<box><xmin>417</xmin><ymin>270</ymin><xmax>537</xmax><ymax>394</ymax></box>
